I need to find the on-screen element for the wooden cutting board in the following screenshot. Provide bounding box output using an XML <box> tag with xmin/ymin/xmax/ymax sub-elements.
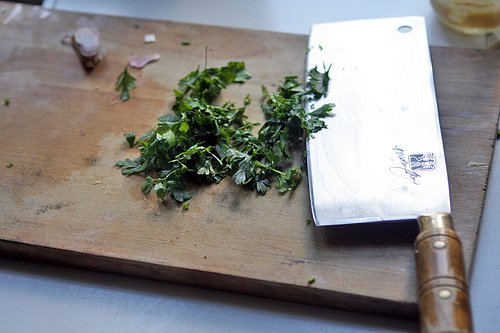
<box><xmin>1</xmin><ymin>2</ymin><xmax>499</xmax><ymax>318</ymax></box>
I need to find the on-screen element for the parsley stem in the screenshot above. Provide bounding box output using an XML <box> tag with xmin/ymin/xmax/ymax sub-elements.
<box><xmin>254</xmin><ymin>160</ymin><xmax>285</xmax><ymax>176</ymax></box>
<box><xmin>207</xmin><ymin>150</ymin><xmax>223</xmax><ymax>165</ymax></box>
<box><xmin>204</xmin><ymin>45</ymin><xmax>208</xmax><ymax>70</ymax></box>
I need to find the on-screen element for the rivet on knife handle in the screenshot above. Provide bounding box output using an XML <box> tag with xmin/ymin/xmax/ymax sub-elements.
<box><xmin>415</xmin><ymin>213</ymin><xmax>473</xmax><ymax>333</ymax></box>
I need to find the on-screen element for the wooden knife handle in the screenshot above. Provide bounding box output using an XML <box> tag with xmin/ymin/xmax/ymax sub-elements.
<box><xmin>415</xmin><ymin>213</ymin><xmax>473</xmax><ymax>333</ymax></box>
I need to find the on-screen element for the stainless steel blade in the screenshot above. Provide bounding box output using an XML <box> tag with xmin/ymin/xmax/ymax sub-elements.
<box><xmin>306</xmin><ymin>17</ymin><xmax>450</xmax><ymax>226</ymax></box>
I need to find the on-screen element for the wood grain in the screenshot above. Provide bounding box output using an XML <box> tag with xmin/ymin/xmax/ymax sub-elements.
<box><xmin>1</xmin><ymin>2</ymin><xmax>499</xmax><ymax>318</ymax></box>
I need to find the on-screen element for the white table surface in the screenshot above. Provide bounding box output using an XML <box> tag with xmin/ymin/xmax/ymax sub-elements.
<box><xmin>1</xmin><ymin>1</ymin><xmax>499</xmax><ymax>332</ymax></box>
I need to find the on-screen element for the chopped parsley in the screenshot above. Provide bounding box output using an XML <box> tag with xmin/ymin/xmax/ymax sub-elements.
<box><xmin>117</xmin><ymin>61</ymin><xmax>333</xmax><ymax>204</ymax></box>
<box><xmin>4</xmin><ymin>98</ymin><xmax>10</xmax><ymax>106</ymax></box>
<box><xmin>123</xmin><ymin>132</ymin><xmax>136</xmax><ymax>148</ymax></box>
<box><xmin>307</xmin><ymin>64</ymin><xmax>331</xmax><ymax>100</ymax></box>
<box><xmin>115</xmin><ymin>67</ymin><xmax>136</xmax><ymax>102</ymax></box>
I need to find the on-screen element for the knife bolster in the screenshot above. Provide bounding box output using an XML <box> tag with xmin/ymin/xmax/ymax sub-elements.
<box><xmin>418</xmin><ymin>212</ymin><xmax>454</xmax><ymax>231</ymax></box>
<box><xmin>415</xmin><ymin>213</ymin><xmax>473</xmax><ymax>333</ymax></box>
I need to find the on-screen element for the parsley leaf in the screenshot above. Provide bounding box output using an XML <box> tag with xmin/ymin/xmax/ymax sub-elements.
<box><xmin>123</xmin><ymin>132</ymin><xmax>136</xmax><ymax>148</ymax></box>
<box><xmin>115</xmin><ymin>67</ymin><xmax>137</xmax><ymax>102</ymax></box>
<box><xmin>116</xmin><ymin>158</ymin><xmax>148</xmax><ymax>175</ymax></box>
<box><xmin>307</xmin><ymin>64</ymin><xmax>332</xmax><ymax>100</ymax></box>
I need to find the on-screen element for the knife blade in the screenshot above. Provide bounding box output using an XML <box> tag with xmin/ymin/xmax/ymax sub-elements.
<box><xmin>306</xmin><ymin>17</ymin><xmax>473</xmax><ymax>332</ymax></box>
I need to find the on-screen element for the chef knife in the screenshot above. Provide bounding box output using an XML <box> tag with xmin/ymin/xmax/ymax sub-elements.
<box><xmin>306</xmin><ymin>17</ymin><xmax>473</xmax><ymax>333</ymax></box>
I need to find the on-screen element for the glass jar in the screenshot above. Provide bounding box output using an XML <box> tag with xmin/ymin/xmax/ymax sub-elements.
<box><xmin>430</xmin><ymin>0</ymin><xmax>500</xmax><ymax>34</ymax></box>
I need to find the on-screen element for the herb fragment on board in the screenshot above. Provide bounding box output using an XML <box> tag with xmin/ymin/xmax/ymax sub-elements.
<box><xmin>115</xmin><ymin>67</ymin><xmax>137</xmax><ymax>102</ymax></box>
<box><xmin>306</xmin><ymin>218</ymin><xmax>312</xmax><ymax>225</ymax></box>
<box><xmin>182</xmin><ymin>201</ymin><xmax>190</xmax><ymax>210</ymax></box>
<box><xmin>123</xmin><ymin>132</ymin><xmax>136</xmax><ymax>148</ymax></box>
<box><xmin>181</xmin><ymin>40</ymin><xmax>191</xmax><ymax>46</ymax></box>
<box><xmin>307</xmin><ymin>277</ymin><xmax>316</xmax><ymax>285</ymax></box>
<box><xmin>4</xmin><ymin>98</ymin><xmax>10</xmax><ymax>106</ymax></box>
<box><xmin>467</xmin><ymin>161</ymin><xmax>488</xmax><ymax>168</ymax></box>
<box><xmin>117</xmin><ymin>61</ymin><xmax>333</xmax><ymax>204</ymax></box>
<box><xmin>6</xmin><ymin>162</ymin><xmax>13</xmax><ymax>168</ymax></box>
